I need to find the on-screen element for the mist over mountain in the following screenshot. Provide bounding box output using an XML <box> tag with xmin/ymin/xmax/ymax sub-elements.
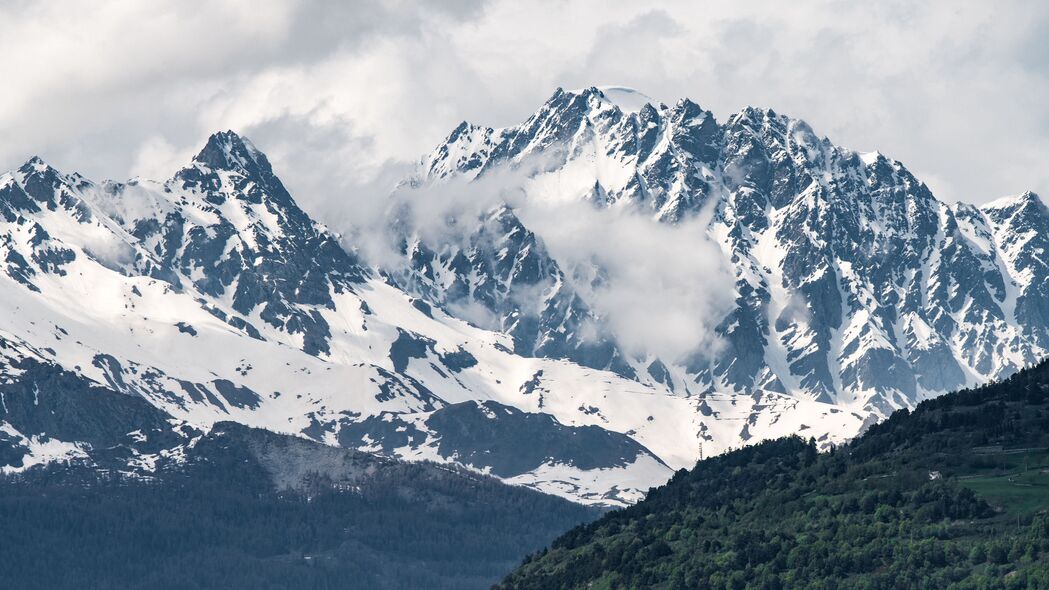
<box><xmin>1</xmin><ymin>86</ymin><xmax>1046</xmax><ymax>514</ymax></box>
<box><xmin>393</xmin><ymin>86</ymin><xmax>1049</xmax><ymax>414</ymax></box>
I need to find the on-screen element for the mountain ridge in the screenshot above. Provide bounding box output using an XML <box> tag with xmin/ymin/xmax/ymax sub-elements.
<box><xmin>0</xmin><ymin>130</ymin><xmax>689</xmax><ymax>505</ymax></box>
<box><xmin>1</xmin><ymin>86</ymin><xmax>1045</xmax><ymax>506</ymax></box>
<box><xmin>408</xmin><ymin>86</ymin><xmax>1049</xmax><ymax>416</ymax></box>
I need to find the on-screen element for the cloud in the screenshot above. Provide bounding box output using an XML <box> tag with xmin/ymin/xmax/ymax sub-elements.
<box><xmin>0</xmin><ymin>0</ymin><xmax>1046</xmax><ymax>222</ymax></box>
<box><xmin>131</xmin><ymin>136</ymin><xmax>189</xmax><ymax>182</ymax></box>
<box><xmin>516</xmin><ymin>198</ymin><xmax>734</xmax><ymax>361</ymax></box>
<box><xmin>377</xmin><ymin>155</ymin><xmax>735</xmax><ymax>362</ymax></box>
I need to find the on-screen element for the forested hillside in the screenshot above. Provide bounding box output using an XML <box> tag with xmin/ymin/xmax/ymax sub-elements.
<box><xmin>0</xmin><ymin>422</ymin><xmax>599</xmax><ymax>590</ymax></box>
<box><xmin>499</xmin><ymin>360</ymin><xmax>1049</xmax><ymax>589</ymax></box>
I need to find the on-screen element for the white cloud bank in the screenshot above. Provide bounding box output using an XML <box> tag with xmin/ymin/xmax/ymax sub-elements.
<box><xmin>1</xmin><ymin>0</ymin><xmax>1046</xmax><ymax>225</ymax></box>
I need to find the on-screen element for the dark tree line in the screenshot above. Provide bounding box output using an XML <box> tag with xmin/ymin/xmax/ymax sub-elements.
<box><xmin>499</xmin><ymin>360</ymin><xmax>1049</xmax><ymax>589</ymax></box>
<box><xmin>0</xmin><ymin>427</ymin><xmax>600</xmax><ymax>590</ymax></box>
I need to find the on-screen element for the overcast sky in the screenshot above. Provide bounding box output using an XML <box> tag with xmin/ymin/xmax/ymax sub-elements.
<box><xmin>3</xmin><ymin>0</ymin><xmax>1047</xmax><ymax>222</ymax></box>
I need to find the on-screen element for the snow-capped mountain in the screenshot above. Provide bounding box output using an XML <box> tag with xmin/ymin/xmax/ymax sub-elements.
<box><xmin>411</xmin><ymin>86</ymin><xmax>1049</xmax><ymax>415</ymax></box>
<box><xmin>1</xmin><ymin>86</ymin><xmax>1044</xmax><ymax>506</ymax></box>
<box><xmin>0</xmin><ymin>129</ymin><xmax>873</xmax><ymax>506</ymax></box>
<box><xmin>388</xmin><ymin>203</ymin><xmax>636</xmax><ymax>378</ymax></box>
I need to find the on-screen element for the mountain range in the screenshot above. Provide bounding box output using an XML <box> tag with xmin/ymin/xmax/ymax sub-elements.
<box><xmin>0</xmin><ymin>86</ymin><xmax>1046</xmax><ymax>507</ymax></box>
<box><xmin>413</xmin><ymin>86</ymin><xmax>1048</xmax><ymax>412</ymax></box>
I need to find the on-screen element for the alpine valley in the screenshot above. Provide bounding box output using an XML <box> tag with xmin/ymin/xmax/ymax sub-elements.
<box><xmin>1</xmin><ymin>85</ymin><xmax>1047</xmax><ymax>523</ymax></box>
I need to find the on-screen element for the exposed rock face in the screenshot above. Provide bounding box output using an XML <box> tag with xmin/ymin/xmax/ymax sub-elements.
<box><xmin>0</xmin><ymin>132</ymin><xmax>684</xmax><ymax>505</ymax></box>
<box><xmin>389</xmin><ymin>204</ymin><xmax>634</xmax><ymax>377</ymax></box>
<box><xmin>1</xmin><ymin>88</ymin><xmax>1044</xmax><ymax>505</ymax></box>
<box><xmin>414</xmin><ymin>86</ymin><xmax>1049</xmax><ymax>414</ymax></box>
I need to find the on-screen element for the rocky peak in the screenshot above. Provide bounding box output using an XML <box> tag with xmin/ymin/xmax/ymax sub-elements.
<box><xmin>16</xmin><ymin>156</ymin><xmax>64</xmax><ymax>197</ymax></box>
<box><xmin>18</xmin><ymin>156</ymin><xmax>53</xmax><ymax>174</ymax></box>
<box><xmin>982</xmin><ymin>191</ymin><xmax>1047</xmax><ymax>219</ymax></box>
<box><xmin>409</xmin><ymin>86</ymin><xmax>1049</xmax><ymax>413</ymax></box>
<box><xmin>192</xmin><ymin>130</ymin><xmax>270</xmax><ymax>176</ymax></box>
<box><xmin>669</xmin><ymin>98</ymin><xmax>711</xmax><ymax>127</ymax></box>
<box><xmin>446</xmin><ymin>120</ymin><xmax>484</xmax><ymax>144</ymax></box>
<box><xmin>173</xmin><ymin>130</ymin><xmax>297</xmax><ymax>213</ymax></box>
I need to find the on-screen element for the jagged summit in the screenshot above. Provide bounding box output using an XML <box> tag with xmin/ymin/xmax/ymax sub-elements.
<box><xmin>447</xmin><ymin>120</ymin><xmax>491</xmax><ymax>140</ymax></box>
<box><xmin>563</xmin><ymin>85</ymin><xmax>658</xmax><ymax>114</ymax></box>
<box><xmin>19</xmin><ymin>155</ymin><xmax>52</xmax><ymax>172</ymax></box>
<box><xmin>16</xmin><ymin>156</ymin><xmax>67</xmax><ymax>189</ymax></box>
<box><xmin>982</xmin><ymin>190</ymin><xmax>1046</xmax><ymax>212</ymax></box>
<box><xmin>410</xmin><ymin>86</ymin><xmax>1049</xmax><ymax>415</ymax></box>
<box><xmin>173</xmin><ymin>130</ymin><xmax>300</xmax><ymax>212</ymax></box>
<box><xmin>192</xmin><ymin>130</ymin><xmax>269</xmax><ymax>174</ymax></box>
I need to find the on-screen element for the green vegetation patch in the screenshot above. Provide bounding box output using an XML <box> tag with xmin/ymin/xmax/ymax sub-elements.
<box><xmin>500</xmin><ymin>360</ymin><xmax>1049</xmax><ymax>589</ymax></box>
